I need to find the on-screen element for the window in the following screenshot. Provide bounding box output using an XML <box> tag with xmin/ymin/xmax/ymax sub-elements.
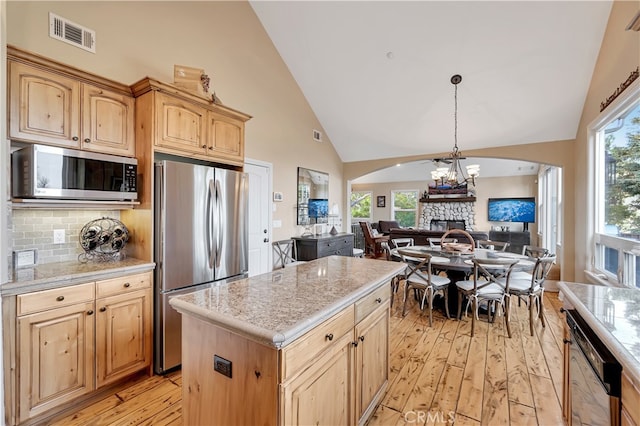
<box><xmin>351</xmin><ymin>191</ymin><xmax>372</xmax><ymax>220</ymax></box>
<box><xmin>391</xmin><ymin>190</ymin><xmax>418</xmax><ymax>228</ymax></box>
<box><xmin>539</xmin><ymin>166</ymin><xmax>562</xmax><ymax>252</ymax></box>
<box><xmin>592</xmin><ymin>89</ymin><xmax>640</xmax><ymax>288</ymax></box>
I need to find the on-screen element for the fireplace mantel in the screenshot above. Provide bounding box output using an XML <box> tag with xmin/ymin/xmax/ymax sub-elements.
<box><xmin>420</xmin><ymin>197</ymin><xmax>476</xmax><ymax>203</ymax></box>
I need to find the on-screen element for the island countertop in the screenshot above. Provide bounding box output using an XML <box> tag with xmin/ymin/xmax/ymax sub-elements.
<box><xmin>169</xmin><ymin>255</ymin><xmax>405</xmax><ymax>348</ymax></box>
<box><xmin>558</xmin><ymin>281</ymin><xmax>640</xmax><ymax>384</ymax></box>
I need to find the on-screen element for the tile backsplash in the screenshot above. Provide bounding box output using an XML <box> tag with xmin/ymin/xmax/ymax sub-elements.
<box><xmin>11</xmin><ymin>209</ymin><xmax>122</xmax><ymax>265</ymax></box>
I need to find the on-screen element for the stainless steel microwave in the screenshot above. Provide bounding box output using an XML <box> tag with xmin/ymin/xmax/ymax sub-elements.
<box><xmin>12</xmin><ymin>144</ymin><xmax>138</xmax><ymax>201</ymax></box>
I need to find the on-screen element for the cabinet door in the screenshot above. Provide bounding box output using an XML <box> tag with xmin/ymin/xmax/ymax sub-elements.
<box><xmin>17</xmin><ymin>301</ymin><xmax>95</xmax><ymax>422</ymax></box>
<box><xmin>207</xmin><ymin>111</ymin><xmax>244</xmax><ymax>164</ymax></box>
<box><xmin>155</xmin><ymin>92</ymin><xmax>207</xmax><ymax>155</ymax></box>
<box><xmin>96</xmin><ymin>288</ymin><xmax>151</xmax><ymax>387</ymax></box>
<box><xmin>355</xmin><ymin>303</ymin><xmax>389</xmax><ymax>423</ymax></box>
<box><xmin>9</xmin><ymin>61</ymin><xmax>81</xmax><ymax>147</ymax></box>
<box><xmin>281</xmin><ymin>331</ymin><xmax>354</xmax><ymax>426</ymax></box>
<box><xmin>81</xmin><ymin>83</ymin><xmax>135</xmax><ymax>156</ymax></box>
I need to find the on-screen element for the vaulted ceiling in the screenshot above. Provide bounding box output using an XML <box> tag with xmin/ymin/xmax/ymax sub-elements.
<box><xmin>250</xmin><ymin>1</ymin><xmax>613</xmax><ymax>180</ymax></box>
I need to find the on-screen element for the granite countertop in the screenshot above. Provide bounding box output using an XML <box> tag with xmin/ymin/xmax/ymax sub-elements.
<box><xmin>169</xmin><ymin>255</ymin><xmax>405</xmax><ymax>349</ymax></box>
<box><xmin>1</xmin><ymin>257</ymin><xmax>156</xmax><ymax>296</ymax></box>
<box><xmin>558</xmin><ymin>281</ymin><xmax>640</xmax><ymax>384</ymax></box>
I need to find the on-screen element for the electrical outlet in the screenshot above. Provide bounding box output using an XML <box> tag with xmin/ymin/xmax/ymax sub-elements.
<box><xmin>214</xmin><ymin>355</ymin><xmax>232</xmax><ymax>378</ymax></box>
<box><xmin>53</xmin><ymin>229</ymin><xmax>65</xmax><ymax>244</ymax></box>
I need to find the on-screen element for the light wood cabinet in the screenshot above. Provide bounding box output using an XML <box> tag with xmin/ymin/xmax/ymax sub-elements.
<box><xmin>9</xmin><ymin>61</ymin><xmax>80</xmax><ymax>148</ymax></box>
<box><xmin>154</xmin><ymin>92</ymin><xmax>207</xmax><ymax>155</ymax></box>
<box><xmin>622</xmin><ymin>372</ymin><xmax>640</xmax><ymax>426</ymax></box>
<box><xmin>17</xmin><ymin>300</ymin><xmax>95</xmax><ymax>423</ymax></box>
<box><xmin>206</xmin><ymin>110</ymin><xmax>244</xmax><ymax>163</ymax></box>
<box><xmin>179</xmin><ymin>283</ymin><xmax>389</xmax><ymax>426</ymax></box>
<box><xmin>95</xmin><ymin>273</ymin><xmax>152</xmax><ymax>387</ymax></box>
<box><xmin>8</xmin><ymin>46</ymin><xmax>135</xmax><ymax>157</ymax></box>
<box><xmin>81</xmin><ymin>83</ymin><xmax>135</xmax><ymax>156</ymax></box>
<box><xmin>4</xmin><ymin>271</ymin><xmax>153</xmax><ymax>425</ymax></box>
<box><xmin>280</xmin><ymin>331</ymin><xmax>354</xmax><ymax>425</ymax></box>
<box><xmin>131</xmin><ymin>77</ymin><xmax>250</xmax><ymax>167</ymax></box>
<box><xmin>354</xmin><ymin>303</ymin><xmax>388</xmax><ymax>423</ymax></box>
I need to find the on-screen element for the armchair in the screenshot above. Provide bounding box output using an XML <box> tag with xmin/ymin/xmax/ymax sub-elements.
<box><xmin>359</xmin><ymin>221</ymin><xmax>390</xmax><ymax>258</ymax></box>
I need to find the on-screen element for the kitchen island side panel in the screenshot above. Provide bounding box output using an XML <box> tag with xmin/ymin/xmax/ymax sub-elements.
<box><xmin>181</xmin><ymin>314</ymin><xmax>279</xmax><ymax>426</ymax></box>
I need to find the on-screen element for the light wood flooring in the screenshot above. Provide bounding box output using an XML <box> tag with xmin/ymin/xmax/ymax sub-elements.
<box><xmin>49</xmin><ymin>290</ymin><xmax>566</xmax><ymax>426</ymax></box>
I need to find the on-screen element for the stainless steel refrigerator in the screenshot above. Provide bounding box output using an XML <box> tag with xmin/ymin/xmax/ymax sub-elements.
<box><xmin>154</xmin><ymin>160</ymin><xmax>248</xmax><ymax>373</ymax></box>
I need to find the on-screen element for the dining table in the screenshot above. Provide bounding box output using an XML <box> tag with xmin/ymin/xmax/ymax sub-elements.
<box><xmin>390</xmin><ymin>246</ymin><xmax>536</xmax><ymax>317</ymax></box>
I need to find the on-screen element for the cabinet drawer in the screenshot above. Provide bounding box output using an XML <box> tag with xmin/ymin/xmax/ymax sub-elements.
<box><xmin>355</xmin><ymin>285</ymin><xmax>390</xmax><ymax>323</ymax></box>
<box><xmin>317</xmin><ymin>238</ymin><xmax>353</xmax><ymax>257</ymax></box>
<box><xmin>17</xmin><ymin>282</ymin><xmax>95</xmax><ymax>316</ymax></box>
<box><xmin>96</xmin><ymin>272</ymin><xmax>152</xmax><ymax>298</ymax></box>
<box><xmin>281</xmin><ymin>305</ymin><xmax>354</xmax><ymax>382</ymax></box>
<box><xmin>622</xmin><ymin>372</ymin><xmax>640</xmax><ymax>426</ymax></box>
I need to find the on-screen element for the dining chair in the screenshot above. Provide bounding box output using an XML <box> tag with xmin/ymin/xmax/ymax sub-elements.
<box><xmin>359</xmin><ymin>221</ymin><xmax>390</xmax><ymax>258</ymax></box>
<box><xmin>522</xmin><ymin>245</ymin><xmax>550</xmax><ymax>258</ymax></box>
<box><xmin>398</xmin><ymin>248</ymin><xmax>451</xmax><ymax>326</ymax></box>
<box><xmin>455</xmin><ymin>257</ymin><xmax>519</xmax><ymax>337</ymax></box>
<box><xmin>391</xmin><ymin>237</ymin><xmax>414</xmax><ymax>249</ymax></box>
<box><xmin>428</xmin><ymin>237</ymin><xmax>457</xmax><ymax>248</ymax></box>
<box><xmin>272</xmin><ymin>240</ymin><xmax>305</xmax><ymax>269</ymax></box>
<box><xmin>380</xmin><ymin>241</ymin><xmax>400</xmax><ymax>307</ymax></box>
<box><xmin>507</xmin><ymin>254</ymin><xmax>557</xmax><ymax>335</ymax></box>
<box><xmin>476</xmin><ymin>239</ymin><xmax>510</xmax><ymax>252</ymax></box>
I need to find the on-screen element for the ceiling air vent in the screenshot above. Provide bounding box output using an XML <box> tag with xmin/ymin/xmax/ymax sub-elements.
<box><xmin>49</xmin><ymin>13</ymin><xmax>96</xmax><ymax>53</ymax></box>
<box><xmin>313</xmin><ymin>130</ymin><xmax>322</xmax><ymax>142</ymax></box>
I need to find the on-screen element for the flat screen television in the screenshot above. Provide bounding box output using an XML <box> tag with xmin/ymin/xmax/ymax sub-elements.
<box><xmin>308</xmin><ymin>198</ymin><xmax>329</xmax><ymax>219</ymax></box>
<box><xmin>488</xmin><ymin>197</ymin><xmax>536</xmax><ymax>224</ymax></box>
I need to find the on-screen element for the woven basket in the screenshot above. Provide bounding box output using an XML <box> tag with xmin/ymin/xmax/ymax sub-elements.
<box><xmin>440</xmin><ymin>229</ymin><xmax>475</xmax><ymax>253</ymax></box>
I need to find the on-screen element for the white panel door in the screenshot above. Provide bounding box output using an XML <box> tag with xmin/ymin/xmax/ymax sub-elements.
<box><xmin>245</xmin><ymin>159</ymin><xmax>272</xmax><ymax>276</ymax></box>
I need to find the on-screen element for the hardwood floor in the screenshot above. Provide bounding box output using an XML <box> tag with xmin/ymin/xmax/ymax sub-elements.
<box><xmin>49</xmin><ymin>290</ymin><xmax>566</xmax><ymax>426</ymax></box>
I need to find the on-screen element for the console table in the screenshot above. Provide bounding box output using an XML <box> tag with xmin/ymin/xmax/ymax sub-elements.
<box><xmin>293</xmin><ymin>233</ymin><xmax>354</xmax><ymax>260</ymax></box>
<box><xmin>488</xmin><ymin>230</ymin><xmax>531</xmax><ymax>254</ymax></box>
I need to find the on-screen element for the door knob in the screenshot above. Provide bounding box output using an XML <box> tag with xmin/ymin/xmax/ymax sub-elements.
<box><xmin>264</xmin><ymin>238</ymin><xmax>269</xmax><ymax>243</ymax></box>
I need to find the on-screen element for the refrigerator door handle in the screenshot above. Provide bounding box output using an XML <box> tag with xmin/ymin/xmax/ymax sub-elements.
<box><xmin>207</xmin><ymin>179</ymin><xmax>215</xmax><ymax>269</ymax></box>
<box><xmin>215</xmin><ymin>178</ymin><xmax>223</xmax><ymax>268</ymax></box>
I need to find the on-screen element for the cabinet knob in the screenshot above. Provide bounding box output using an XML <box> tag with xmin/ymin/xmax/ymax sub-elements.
<box><xmin>87</xmin><ymin>310</ymin><xmax>94</xmax><ymax>315</ymax></box>
<box><xmin>208</xmin><ymin>146</ymin><xmax>213</xmax><ymax>150</ymax></box>
<box><xmin>84</xmin><ymin>138</ymin><xmax>91</xmax><ymax>143</ymax></box>
<box><xmin>563</xmin><ymin>338</ymin><xmax>572</xmax><ymax>345</ymax></box>
<box><xmin>56</xmin><ymin>295</ymin><xmax>65</xmax><ymax>302</ymax></box>
<box><xmin>359</xmin><ymin>335</ymin><xmax>365</xmax><ymax>342</ymax></box>
<box><xmin>72</xmin><ymin>136</ymin><xmax>79</xmax><ymax>141</ymax></box>
<box><xmin>325</xmin><ymin>333</ymin><xmax>334</xmax><ymax>341</ymax></box>
<box><xmin>375</xmin><ymin>298</ymin><xmax>382</xmax><ymax>303</ymax></box>
<box><xmin>99</xmin><ymin>307</ymin><xmax>107</xmax><ymax>312</ymax></box>
<box><xmin>202</xmin><ymin>144</ymin><xmax>207</xmax><ymax>148</ymax></box>
<box><xmin>123</xmin><ymin>282</ymin><xmax>131</xmax><ymax>288</ymax></box>
<box><xmin>352</xmin><ymin>341</ymin><xmax>359</xmax><ymax>347</ymax></box>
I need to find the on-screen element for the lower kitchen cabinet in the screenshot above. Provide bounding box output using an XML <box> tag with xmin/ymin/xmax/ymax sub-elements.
<box><xmin>17</xmin><ymin>300</ymin><xmax>95</xmax><ymax>422</ymax></box>
<box><xmin>622</xmin><ymin>372</ymin><xmax>640</xmax><ymax>426</ymax></box>
<box><xmin>355</xmin><ymin>303</ymin><xmax>389</xmax><ymax>422</ymax></box>
<box><xmin>280</xmin><ymin>331</ymin><xmax>354</xmax><ymax>425</ymax></box>
<box><xmin>96</xmin><ymin>273</ymin><xmax>152</xmax><ymax>387</ymax></box>
<box><xmin>179</xmin><ymin>281</ymin><xmax>390</xmax><ymax>425</ymax></box>
<box><xmin>4</xmin><ymin>271</ymin><xmax>153</xmax><ymax>425</ymax></box>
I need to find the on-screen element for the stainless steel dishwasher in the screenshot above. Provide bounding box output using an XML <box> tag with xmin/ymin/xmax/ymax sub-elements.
<box><xmin>565</xmin><ymin>309</ymin><xmax>622</xmax><ymax>426</ymax></box>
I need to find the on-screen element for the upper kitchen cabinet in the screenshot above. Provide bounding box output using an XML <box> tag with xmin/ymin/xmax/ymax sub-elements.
<box><xmin>131</xmin><ymin>77</ymin><xmax>251</xmax><ymax>167</ymax></box>
<box><xmin>7</xmin><ymin>46</ymin><xmax>135</xmax><ymax>157</ymax></box>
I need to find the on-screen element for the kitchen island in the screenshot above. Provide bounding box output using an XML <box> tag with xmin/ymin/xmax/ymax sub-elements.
<box><xmin>169</xmin><ymin>255</ymin><xmax>405</xmax><ymax>426</ymax></box>
<box><xmin>558</xmin><ymin>282</ymin><xmax>640</xmax><ymax>425</ymax></box>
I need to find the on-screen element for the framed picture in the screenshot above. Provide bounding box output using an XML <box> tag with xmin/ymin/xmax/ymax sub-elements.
<box><xmin>273</xmin><ymin>191</ymin><xmax>284</xmax><ymax>202</ymax></box>
<box><xmin>377</xmin><ymin>195</ymin><xmax>386</xmax><ymax>208</ymax></box>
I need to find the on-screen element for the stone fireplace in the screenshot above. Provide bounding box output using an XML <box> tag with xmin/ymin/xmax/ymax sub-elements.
<box><xmin>419</xmin><ymin>200</ymin><xmax>476</xmax><ymax>231</ymax></box>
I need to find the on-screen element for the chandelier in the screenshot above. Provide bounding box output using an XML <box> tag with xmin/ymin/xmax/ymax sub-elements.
<box><xmin>431</xmin><ymin>74</ymin><xmax>480</xmax><ymax>188</ymax></box>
